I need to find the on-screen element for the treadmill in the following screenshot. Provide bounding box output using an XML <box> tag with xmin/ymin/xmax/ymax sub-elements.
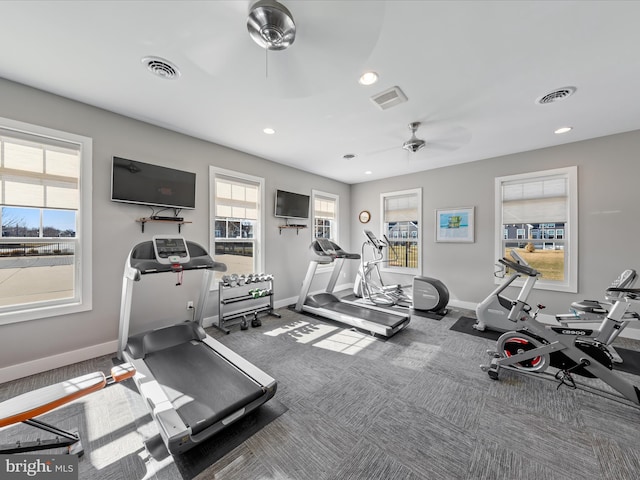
<box><xmin>117</xmin><ymin>235</ymin><xmax>277</xmax><ymax>455</ymax></box>
<box><xmin>295</xmin><ymin>238</ymin><xmax>410</xmax><ymax>337</ymax></box>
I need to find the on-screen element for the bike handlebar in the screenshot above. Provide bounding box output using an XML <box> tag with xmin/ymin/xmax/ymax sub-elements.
<box><xmin>607</xmin><ymin>287</ymin><xmax>640</xmax><ymax>300</ymax></box>
<box><xmin>498</xmin><ymin>257</ymin><xmax>540</xmax><ymax>277</ymax></box>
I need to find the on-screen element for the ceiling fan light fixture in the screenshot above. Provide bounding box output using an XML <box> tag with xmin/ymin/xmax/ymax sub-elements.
<box><xmin>247</xmin><ymin>0</ymin><xmax>296</xmax><ymax>51</ymax></box>
<box><xmin>402</xmin><ymin>122</ymin><xmax>426</xmax><ymax>153</ymax></box>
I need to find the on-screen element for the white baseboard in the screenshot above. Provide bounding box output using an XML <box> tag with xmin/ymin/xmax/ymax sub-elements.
<box><xmin>0</xmin><ymin>340</ymin><xmax>118</xmax><ymax>384</ymax></box>
<box><xmin>447</xmin><ymin>299</ymin><xmax>478</xmax><ymax>311</ymax></box>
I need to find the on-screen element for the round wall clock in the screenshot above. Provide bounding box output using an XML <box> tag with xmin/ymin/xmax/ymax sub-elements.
<box><xmin>358</xmin><ymin>210</ymin><xmax>371</xmax><ymax>223</ymax></box>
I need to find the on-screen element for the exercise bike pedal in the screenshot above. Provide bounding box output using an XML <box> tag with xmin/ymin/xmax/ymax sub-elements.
<box><xmin>486</xmin><ymin>349</ymin><xmax>500</xmax><ymax>358</ymax></box>
<box><xmin>480</xmin><ymin>363</ymin><xmax>501</xmax><ymax>379</ymax></box>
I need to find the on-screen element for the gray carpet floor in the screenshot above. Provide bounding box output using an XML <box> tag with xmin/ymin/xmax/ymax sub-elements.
<box><xmin>2</xmin><ymin>305</ymin><xmax>640</xmax><ymax>479</ymax></box>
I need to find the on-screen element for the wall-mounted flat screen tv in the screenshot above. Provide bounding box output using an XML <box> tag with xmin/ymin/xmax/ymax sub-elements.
<box><xmin>111</xmin><ymin>156</ymin><xmax>196</xmax><ymax>209</ymax></box>
<box><xmin>274</xmin><ymin>189</ymin><xmax>310</xmax><ymax>219</ymax></box>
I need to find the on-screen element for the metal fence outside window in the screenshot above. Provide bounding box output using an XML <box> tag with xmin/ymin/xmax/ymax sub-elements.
<box><xmin>387</xmin><ymin>239</ymin><xmax>418</xmax><ymax>268</ymax></box>
<box><xmin>215</xmin><ymin>241</ymin><xmax>254</xmax><ymax>257</ymax></box>
<box><xmin>0</xmin><ymin>239</ymin><xmax>75</xmax><ymax>256</ymax></box>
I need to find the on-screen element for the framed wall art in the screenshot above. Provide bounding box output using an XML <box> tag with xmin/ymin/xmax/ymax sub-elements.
<box><xmin>435</xmin><ymin>206</ymin><xmax>475</xmax><ymax>243</ymax></box>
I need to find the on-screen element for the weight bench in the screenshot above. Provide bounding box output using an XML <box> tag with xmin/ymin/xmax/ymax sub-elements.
<box><xmin>0</xmin><ymin>363</ymin><xmax>135</xmax><ymax>456</ymax></box>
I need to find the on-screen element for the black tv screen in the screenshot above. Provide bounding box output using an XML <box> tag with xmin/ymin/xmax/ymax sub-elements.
<box><xmin>274</xmin><ymin>189</ymin><xmax>310</xmax><ymax>219</ymax></box>
<box><xmin>111</xmin><ymin>156</ymin><xmax>196</xmax><ymax>209</ymax></box>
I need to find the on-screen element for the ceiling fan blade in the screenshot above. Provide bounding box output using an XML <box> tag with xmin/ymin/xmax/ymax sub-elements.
<box><xmin>186</xmin><ymin>1</ymin><xmax>386</xmax><ymax>99</ymax></box>
<box><xmin>422</xmin><ymin>125</ymin><xmax>472</xmax><ymax>153</ymax></box>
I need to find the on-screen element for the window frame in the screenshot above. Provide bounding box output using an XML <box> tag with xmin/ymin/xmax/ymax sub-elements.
<box><xmin>495</xmin><ymin>166</ymin><xmax>577</xmax><ymax>293</ymax></box>
<box><xmin>0</xmin><ymin>116</ymin><xmax>92</xmax><ymax>325</ymax></box>
<box><xmin>311</xmin><ymin>189</ymin><xmax>339</xmax><ymax>242</ymax></box>
<box><xmin>209</xmin><ymin>166</ymin><xmax>264</xmax><ymax>290</ymax></box>
<box><xmin>380</xmin><ymin>188</ymin><xmax>422</xmax><ymax>276</ymax></box>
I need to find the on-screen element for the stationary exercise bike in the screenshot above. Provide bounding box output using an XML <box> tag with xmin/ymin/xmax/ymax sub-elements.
<box><xmin>474</xmin><ymin>250</ymin><xmax>638</xmax><ymax>363</ymax></box>
<box><xmin>555</xmin><ymin>269</ymin><xmax>638</xmax><ymax>363</ymax></box>
<box><xmin>480</xmin><ymin>256</ymin><xmax>640</xmax><ymax>407</ymax></box>
<box><xmin>353</xmin><ymin>229</ymin><xmax>449</xmax><ymax>314</ymax></box>
<box><xmin>474</xmin><ymin>250</ymin><xmax>532</xmax><ymax>332</ymax></box>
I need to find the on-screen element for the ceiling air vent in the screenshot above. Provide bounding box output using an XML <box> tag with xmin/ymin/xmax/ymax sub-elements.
<box><xmin>370</xmin><ymin>86</ymin><xmax>408</xmax><ymax>110</ymax></box>
<box><xmin>142</xmin><ymin>56</ymin><xmax>181</xmax><ymax>80</ymax></box>
<box><xmin>536</xmin><ymin>86</ymin><xmax>576</xmax><ymax>105</ymax></box>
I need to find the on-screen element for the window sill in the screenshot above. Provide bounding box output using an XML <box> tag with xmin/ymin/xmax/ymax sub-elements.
<box><xmin>0</xmin><ymin>300</ymin><xmax>91</xmax><ymax>326</ymax></box>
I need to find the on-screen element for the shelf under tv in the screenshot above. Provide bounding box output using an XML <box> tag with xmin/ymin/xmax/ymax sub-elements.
<box><xmin>278</xmin><ymin>224</ymin><xmax>307</xmax><ymax>235</ymax></box>
<box><xmin>136</xmin><ymin>217</ymin><xmax>192</xmax><ymax>233</ymax></box>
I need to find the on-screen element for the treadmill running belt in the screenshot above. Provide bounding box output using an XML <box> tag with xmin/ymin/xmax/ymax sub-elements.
<box><xmin>328</xmin><ymin>301</ymin><xmax>407</xmax><ymax>328</ymax></box>
<box><xmin>144</xmin><ymin>341</ymin><xmax>263</xmax><ymax>436</ymax></box>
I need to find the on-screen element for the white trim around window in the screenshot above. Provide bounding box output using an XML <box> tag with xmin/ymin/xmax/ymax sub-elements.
<box><xmin>380</xmin><ymin>187</ymin><xmax>422</xmax><ymax>276</ymax></box>
<box><xmin>495</xmin><ymin>166</ymin><xmax>577</xmax><ymax>293</ymax></box>
<box><xmin>209</xmin><ymin>166</ymin><xmax>265</xmax><ymax>290</ymax></box>
<box><xmin>0</xmin><ymin>117</ymin><xmax>92</xmax><ymax>325</ymax></box>
<box><xmin>311</xmin><ymin>190</ymin><xmax>339</xmax><ymax>242</ymax></box>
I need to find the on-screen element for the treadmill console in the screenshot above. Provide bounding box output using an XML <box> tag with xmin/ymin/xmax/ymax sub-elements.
<box><xmin>152</xmin><ymin>236</ymin><xmax>191</xmax><ymax>265</ymax></box>
<box><xmin>315</xmin><ymin>237</ymin><xmax>337</xmax><ymax>257</ymax></box>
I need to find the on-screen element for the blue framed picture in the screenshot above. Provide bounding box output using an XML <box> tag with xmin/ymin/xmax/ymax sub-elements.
<box><xmin>435</xmin><ymin>207</ymin><xmax>475</xmax><ymax>243</ymax></box>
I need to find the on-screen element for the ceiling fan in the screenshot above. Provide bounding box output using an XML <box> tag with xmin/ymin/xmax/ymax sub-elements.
<box><xmin>247</xmin><ymin>0</ymin><xmax>296</xmax><ymax>51</ymax></box>
<box><xmin>402</xmin><ymin>122</ymin><xmax>426</xmax><ymax>153</ymax></box>
<box><xmin>365</xmin><ymin>120</ymin><xmax>471</xmax><ymax>160</ymax></box>
<box><xmin>185</xmin><ymin>1</ymin><xmax>386</xmax><ymax>99</ymax></box>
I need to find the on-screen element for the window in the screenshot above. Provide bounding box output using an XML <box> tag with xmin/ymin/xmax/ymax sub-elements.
<box><xmin>312</xmin><ymin>190</ymin><xmax>338</xmax><ymax>241</ymax></box>
<box><xmin>210</xmin><ymin>167</ymin><xmax>264</xmax><ymax>286</ymax></box>
<box><xmin>496</xmin><ymin>166</ymin><xmax>577</xmax><ymax>292</ymax></box>
<box><xmin>0</xmin><ymin>117</ymin><xmax>92</xmax><ymax>324</ymax></box>
<box><xmin>380</xmin><ymin>188</ymin><xmax>421</xmax><ymax>274</ymax></box>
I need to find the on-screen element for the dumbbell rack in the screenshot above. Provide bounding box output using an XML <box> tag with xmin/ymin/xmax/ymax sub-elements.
<box><xmin>217</xmin><ymin>274</ymin><xmax>281</xmax><ymax>334</ymax></box>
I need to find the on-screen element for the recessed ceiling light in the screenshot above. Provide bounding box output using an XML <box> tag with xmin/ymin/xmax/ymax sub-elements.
<box><xmin>365</xmin><ymin>170</ymin><xmax>372</xmax><ymax>175</ymax></box>
<box><xmin>263</xmin><ymin>127</ymin><xmax>276</xmax><ymax>135</ymax></box>
<box><xmin>358</xmin><ymin>71</ymin><xmax>379</xmax><ymax>86</ymax></box>
<box><xmin>554</xmin><ymin>126</ymin><xmax>573</xmax><ymax>134</ymax></box>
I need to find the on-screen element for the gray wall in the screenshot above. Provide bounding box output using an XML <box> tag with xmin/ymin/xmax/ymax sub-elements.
<box><xmin>0</xmin><ymin>78</ymin><xmax>350</xmax><ymax>371</ymax></box>
<box><xmin>3</xmin><ymin>73</ymin><xmax>640</xmax><ymax>377</ymax></box>
<box><xmin>351</xmin><ymin>130</ymin><xmax>640</xmax><ymax>326</ymax></box>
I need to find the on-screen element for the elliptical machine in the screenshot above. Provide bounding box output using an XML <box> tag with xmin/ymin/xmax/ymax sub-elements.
<box><xmin>353</xmin><ymin>229</ymin><xmax>449</xmax><ymax>314</ymax></box>
<box><xmin>480</xmin><ymin>256</ymin><xmax>640</xmax><ymax>408</ymax></box>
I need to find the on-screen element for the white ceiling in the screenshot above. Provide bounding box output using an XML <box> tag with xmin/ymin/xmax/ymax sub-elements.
<box><xmin>1</xmin><ymin>1</ymin><xmax>639</xmax><ymax>184</ymax></box>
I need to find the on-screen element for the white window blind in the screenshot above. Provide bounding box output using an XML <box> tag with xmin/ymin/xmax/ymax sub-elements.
<box><xmin>314</xmin><ymin>196</ymin><xmax>336</xmax><ymax>220</ymax></box>
<box><xmin>0</xmin><ymin>132</ymin><xmax>80</xmax><ymax>210</ymax></box>
<box><xmin>502</xmin><ymin>176</ymin><xmax>567</xmax><ymax>224</ymax></box>
<box><xmin>384</xmin><ymin>193</ymin><xmax>418</xmax><ymax>222</ymax></box>
<box><xmin>215</xmin><ymin>175</ymin><xmax>258</xmax><ymax>220</ymax></box>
